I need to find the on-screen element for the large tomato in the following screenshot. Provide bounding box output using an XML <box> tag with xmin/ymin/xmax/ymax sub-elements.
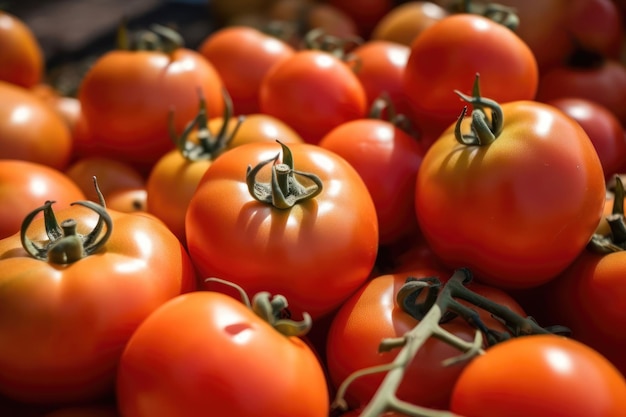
<box><xmin>450</xmin><ymin>334</ymin><xmax>626</xmax><ymax>416</ymax></box>
<box><xmin>78</xmin><ymin>26</ymin><xmax>224</xmax><ymax>172</ymax></box>
<box><xmin>402</xmin><ymin>13</ymin><xmax>538</xmax><ymax>140</ymax></box>
<box><xmin>117</xmin><ymin>290</ymin><xmax>329</xmax><ymax>417</ymax></box>
<box><xmin>185</xmin><ymin>141</ymin><xmax>378</xmax><ymax>318</ymax></box>
<box><xmin>0</xmin><ymin>81</ymin><xmax>73</xmax><ymax>170</ymax></box>
<box><xmin>415</xmin><ymin>85</ymin><xmax>606</xmax><ymax>289</ymax></box>
<box><xmin>0</xmin><ymin>11</ymin><xmax>43</xmax><ymax>88</ymax></box>
<box><xmin>0</xmin><ymin>197</ymin><xmax>196</xmax><ymax>404</ymax></box>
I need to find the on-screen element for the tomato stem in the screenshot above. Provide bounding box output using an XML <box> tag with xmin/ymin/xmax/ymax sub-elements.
<box><xmin>588</xmin><ymin>176</ymin><xmax>626</xmax><ymax>252</ymax></box>
<box><xmin>303</xmin><ymin>28</ymin><xmax>362</xmax><ymax>61</ymax></box>
<box><xmin>448</xmin><ymin>0</ymin><xmax>519</xmax><ymax>30</ymax></box>
<box><xmin>246</xmin><ymin>141</ymin><xmax>323</xmax><ymax>209</ymax></box>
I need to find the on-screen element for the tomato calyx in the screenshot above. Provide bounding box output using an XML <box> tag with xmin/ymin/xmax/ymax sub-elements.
<box><xmin>368</xmin><ymin>92</ymin><xmax>416</xmax><ymax>137</ymax></box>
<box><xmin>448</xmin><ymin>0</ymin><xmax>519</xmax><ymax>31</ymax></box>
<box><xmin>588</xmin><ymin>176</ymin><xmax>626</xmax><ymax>253</ymax></box>
<box><xmin>117</xmin><ymin>21</ymin><xmax>184</xmax><ymax>54</ymax></box>
<box><xmin>246</xmin><ymin>140</ymin><xmax>323</xmax><ymax>209</ymax></box>
<box><xmin>304</xmin><ymin>28</ymin><xmax>362</xmax><ymax>61</ymax></box>
<box><xmin>453</xmin><ymin>74</ymin><xmax>503</xmax><ymax>146</ymax></box>
<box><xmin>205</xmin><ymin>278</ymin><xmax>312</xmax><ymax>337</ymax></box>
<box><xmin>171</xmin><ymin>88</ymin><xmax>244</xmax><ymax>162</ymax></box>
<box><xmin>20</xmin><ymin>178</ymin><xmax>112</xmax><ymax>264</ymax></box>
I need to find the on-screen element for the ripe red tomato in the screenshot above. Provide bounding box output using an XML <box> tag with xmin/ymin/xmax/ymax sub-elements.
<box><xmin>0</xmin><ymin>159</ymin><xmax>85</xmax><ymax>240</ymax></box>
<box><xmin>326</xmin><ymin>267</ymin><xmax>526</xmax><ymax>411</ymax></box>
<box><xmin>117</xmin><ymin>291</ymin><xmax>329</xmax><ymax>417</ymax></box>
<box><xmin>450</xmin><ymin>334</ymin><xmax>626</xmax><ymax>417</ymax></box>
<box><xmin>0</xmin><ymin>11</ymin><xmax>43</xmax><ymax>88</ymax></box>
<box><xmin>0</xmin><ymin>81</ymin><xmax>73</xmax><ymax>170</ymax></box>
<box><xmin>185</xmin><ymin>141</ymin><xmax>378</xmax><ymax>318</ymax></box>
<box><xmin>318</xmin><ymin>118</ymin><xmax>423</xmax><ymax>245</ymax></box>
<box><xmin>0</xmin><ymin>202</ymin><xmax>196</xmax><ymax>404</ymax></box>
<box><xmin>403</xmin><ymin>13</ymin><xmax>538</xmax><ymax>139</ymax></box>
<box><xmin>259</xmin><ymin>49</ymin><xmax>367</xmax><ymax>144</ymax></box>
<box><xmin>547</xmin><ymin>97</ymin><xmax>626</xmax><ymax>180</ymax></box>
<box><xmin>78</xmin><ymin>38</ymin><xmax>224</xmax><ymax>172</ymax></box>
<box><xmin>198</xmin><ymin>26</ymin><xmax>295</xmax><ymax>115</ymax></box>
<box><xmin>415</xmin><ymin>97</ymin><xmax>606</xmax><ymax>289</ymax></box>
<box><xmin>370</xmin><ymin>1</ymin><xmax>449</xmax><ymax>46</ymax></box>
<box><xmin>325</xmin><ymin>0</ymin><xmax>394</xmax><ymax>38</ymax></box>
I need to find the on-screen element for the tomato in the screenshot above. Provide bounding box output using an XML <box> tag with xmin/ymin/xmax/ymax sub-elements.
<box><xmin>0</xmin><ymin>81</ymin><xmax>73</xmax><ymax>170</ymax></box>
<box><xmin>370</xmin><ymin>1</ymin><xmax>449</xmax><ymax>46</ymax></box>
<box><xmin>536</xmin><ymin>58</ymin><xmax>626</xmax><ymax>127</ymax></box>
<box><xmin>78</xmin><ymin>28</ymin><xmax>225</xmax><ymax>173</ymax></box>
<box><xmin>0</xmin><ymin>11</ymin><xmax>43</xmax><ymax>88</ymax></box>
<box><xmin>348</xmin><ymin>40</ymin><xmax>412</xmax><ymax>118</ymax></box>
<box><xmin>0</xmin><ymin>199</ymin><xmax>196</xmax><ymax>404</ymax></box>
<box><xmin>185</xmin><ymin>141</ymin><xmax>378</xmax><ymax>319</ymax></box>
<box><xmin>326</xmin><ymin>267</ymin><xmax>526</xmax><ymax>411</ymax></box>
<box><xmin>325</xmin><ymin>0</ymin><xmax>394</xmax><ymax>38</ymax></box>
<box><xmin>198</xmin><ymin>26</ymin><xmax>295</xmax><ymax>115</ymax></box>
<box><xmin>0</xmin><ymin>159</ymin><xmax>85</xmax><ymax>240</ymax></box>
<box><xmin>117</xmin><ymin>290</ymin><xmax>329</xmax><ymax>417</ymax></box>
<box><xmin>318</xmin><ymin>117</ymin><xmax>423</xmax><ymax>245</ymax></box>
<box><xmin>106</xmin><ymin>187</ymin><xmax>147</xmax><ymax>213</ymax></box>
<box><xmin>208</xmin><ymin>113</ymin><xmax>304</xmax><ymax>146</ymax></box>
<box><xmin>65</xmin><ymin>156</ymin><xmax>146</xmax><ymax>203</ymax></box>
<box><xmin>450</xmin><ymin>334</ymin><xmax>626</xmax><ymax>416</ymax></box>
<box><xmin>31</xmin><ymin>83</ymin><xmax>82</xmax><ymax>130</ymax></box>
<box><xmin>259</xmin><ymin>49</ymin><xmax>367</xmax><ymax>144</ymax></box>
<box><xmin>402</xmin><ymin>13</ymin><xmax>538</xmax><ymax>141</ymax></box>
<box><xmin>546</xmin><ymin>97</ymin><xmax>626</xmax><ymax>180</ymax></box>
<box><xmin>415</xmin><ymin>88</ymin><xmax>606</xmax><ymax>289</ymax></box>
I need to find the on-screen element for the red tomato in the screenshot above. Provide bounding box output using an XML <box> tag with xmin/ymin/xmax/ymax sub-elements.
<box><xmin>0</xmin><ymin>201</ymin><xmax>196</xmax><ymax>404</ymax></box>
<box><xmin>0</xmin><ymin>159</ymin><xmax>85</xmax><ymax>240</ymax></box>
<box><xmin>185</xmin><ymin>141</ymin><xmax>378</xmax><ymax>318</ymax></box>
<box><xmin>450</xmin><ymin>334</ymin><xmax>626</xmax><ymax>417</ymax></box>
<box><xmin>326</xmin><ymin>268</ymin><xmax>526</xmax><ymax>411</ymax></box>
<box><xmin>259</xmin><ymin>49</ymin><xmax>367</xmax><ymax>144</ymax></box>
<box><xmin>325</xmin><ymin>0</ymin><xmax>394</xmax><ymax>38</ymax></box>
<box><xmin>78</xmin><ymin>38</ymin><xmax>224</xmax><ymax>173</ymax></box>
<box><xmin>0</xmin><ymin>11</ymin><xmax>43</xmax><ymax>88</ymax></box>
<box><xmin>349</xmin><ymin>40</ymin><xmax>412</xmax><ymax>118</ymax></box>
<box><xmin>370</xmin><ymin>1</ymin><xmax>449</xmax><ymax>46</ymax></box>
<box><xmin>403</xmin><ymin>13</ymin><xmax>538</xmax><ymax>140</ymax></box>
<box><xmin>198</xmin><ymin>26</ymin><xmax>295</xmax><ymax>115</ymax></box>
<box><xmin>0</xmin><ymin>81</ymin><xmax>73</xmax><ymax>170</ymax></box>
<box><xmin>318</xmin><ymin>118</ymin><xmax>423</xmax><ymax>245</ymax></box>
<box><xmin>117</xmin><ymin>291</ymin><xmax>329</xmax><ymax>417</ymax></box>
<box><xmin>415</xmin><ymin>97</ymin><xmax>606</xmax><ymax>289</ymax></box>
<box><xmin>547</xmin><ymin>97</ymin><xmax>626</xmax><ymax>180</ymax></box>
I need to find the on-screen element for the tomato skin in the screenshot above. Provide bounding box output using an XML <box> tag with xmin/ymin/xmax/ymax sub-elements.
<box><xmin>318</xmin><ymin>118</ymin><xmax>423</xmax><ymax>245</ymax></box>
<box><xmin>198</xmin><ymin>26</ymin><xmax>295</xmax><ymax>115</ymax></box>
<box><xmin>546</xmin><ymin>97</ymin><xmax>626</xmax><ymax>180</ymax></box>
<box><xmin>0</xmin><ymin>160</ymin><xmax>86</xmax><ymax>240</ymax></box>
<box><xmin>415</xmin><ymin>101</ymin><xmax>606</xmax><ymax>289</ymax></box>
<box><xmin>403</xmin><ymin>14</ymin><xmax>538</xmax><ymax>138</ymax></box>
<box><xmin>117</xmin><ymin>291</ymin><xmax>329</xmax><ymax>417</ymax></box>
<box><xmin>450</xmin><ymin>334</ymin><xmax>626</xmax><ymax>417</ymax></box>
<box><xmin>0</xmin><ymin>11</ymin><xmax>43</xmax><ymax>88</ymax></box>
<box><xmin>326</xmin><ymin>268</ymin><xmax>526</xmax><ymax>411</ymax></box>
<box><xmin>185</xmin><ymin>141</ymin><xmax>378</xmax><ymax>319</ymax></box>
<box><xmin>0</xmin><ymin>81</ymin><xmax>73</xmax><ymax>170</ymax></box>
<box><xmin>0</xmin><ymin>205</ymin><xmax>196</xmax><ymax>404</ymax></box>
<box><xmin>259</xmin><ymin>50</ymin><xmax>367</xmax><ymax>144</ymax></box>
<box><xmin>78</xmin><ymin>48</ymin><xmax>224</xmax><ymax>171</ymax></box>
<box><xmin>371</xmin><ymin>1</ymin><xmax>449</xmax><ymax>47</ymax></box>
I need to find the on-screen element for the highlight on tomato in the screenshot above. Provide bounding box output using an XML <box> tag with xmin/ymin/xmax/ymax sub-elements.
<box><xmin>0</xmin><ymin>184</ymin><xmax>196</xmax><ymax>404</ymax></box>
<box><xmin>414</xmin><ymin>75</ymin><xmax>606</xmax><ymax>289</ymax></box>
<box><xmin>185</xmin><ymin>140</ymin><xmax>379</xmax><ymax>319</ymax></box>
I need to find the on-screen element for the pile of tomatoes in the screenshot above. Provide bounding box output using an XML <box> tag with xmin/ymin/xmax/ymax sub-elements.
<box><xmin>2</xmin><ymin>0</ymin><xmax>626</xmax><ymax>416</ymax></box>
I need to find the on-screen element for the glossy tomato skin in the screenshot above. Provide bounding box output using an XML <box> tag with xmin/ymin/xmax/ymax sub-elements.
<box><xmin>326</xmin><ymin>268</ymin><xmax>526</xmax><ymax>411</ymax></box>
<box><xmin>0</xmin><ymin>81</ymin><xmax>73</xmax><ymax>170</ymax></box>
<box><xmin>0</xmin><ymin>206</ymin><xmax>196</xmax><ymax>404</ymax></box>
<box><xmin>415</xmin><ymin>101</ymin><xmax>606</xmax><ymax>289</ymax></box>
<box><xmin>0</xmin><ymin>160</ymin><xmax>85</xmax><ymax>240</ymax></box>
<box><xmin>547</xmin><ymin>97</ymin><xmax>626</xmax><ymax>180</ymax></box>
<box><xmin>259</xmin><ymin>50</ymin><xmax>367</xmax><ymax>144</ymax></box>
<box><xmin>450</xmin><ymin>334</ymin><xmax>626</xmax><ymax>417</ymax></box>
<box><xmin>117</xmin><ymin>291</ymin><xmax>329</xmax><ymax>417</ymax></box>
<box><xmin>185</xmin><ymin>142</ymin><xmax>378</xmax><ymax>319</ymax></box>
<box><xmin>198</xmin><ymin>26</ymin><xmax>295</xmax><ymax>115</ymax></box>
<box><xmin>370</xmin><ymin>1</ymin><xmax>448</xmax><ymax>47</ymax></box>
<box><xmin>403</xmin><ymin>14</ymin><xmax>538</xmax><ymax>139</ymax></box>
<box><xmin>78</xmin><ymin>48</ymin><xmax>224</xmax><ymax>172</ymax></box>
<box><xmin>0</xmin><ymin>11</ymin><xmax>43</xmax><ymax>88</ymax></box>
<box><xmin>318</xmin><ymin>118</ymin><xmax>423</xmax><ymax>245</ymax></box>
